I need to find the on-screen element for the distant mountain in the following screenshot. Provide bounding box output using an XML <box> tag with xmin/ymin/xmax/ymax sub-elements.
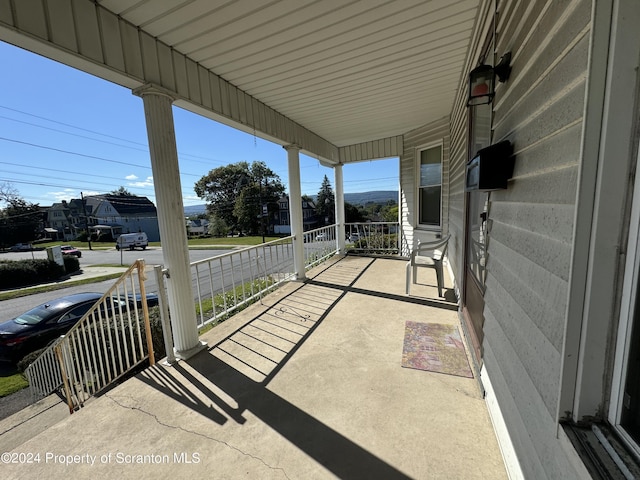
<box><xmin>310</xmin><ymin>191</ymin><xmax>399</xmax><ymax>205</ymax></box>
<box><xmin>343</xmin><ymin>191</ymin><xmax>398</xmax><ymax>205</ymax></box>
<box><xmin>184</xmin><ymin>204</ymin><xmax>207</xmax><ymax>216</ymax></box>
<box><xmin>184</xmin><ymin>190</ymin><xmax>398</xmax><ymax>216</ymax></box>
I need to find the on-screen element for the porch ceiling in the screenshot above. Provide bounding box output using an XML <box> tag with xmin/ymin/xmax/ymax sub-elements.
<box><xmin>97</xmin><ymin>0</ymin><xmax>481</xmax><ymax>147</ymax></box>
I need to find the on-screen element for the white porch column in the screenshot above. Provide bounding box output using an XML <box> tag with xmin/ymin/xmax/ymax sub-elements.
<box><xmin>284</xmin><ymin>144</ymin><xmax>305</xmax><ymax>280</ymax></box>
<box><xmin>133</xmin><ymin>84</ymin><xmax>205</xmax><ymax>360</ymax></box>
<box><xmin>334</xmin><ymin>164</ymin><xmax>346</xmax><ymax>253</ymax></box>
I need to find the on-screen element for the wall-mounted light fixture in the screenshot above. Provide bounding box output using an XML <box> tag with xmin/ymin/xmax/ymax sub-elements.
<box><xmin>466</xmin><ymin>52</ymin><xmax>512</xmax><ymax>107</ymax></box>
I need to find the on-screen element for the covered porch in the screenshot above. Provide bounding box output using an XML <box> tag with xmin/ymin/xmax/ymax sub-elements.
<box><xmin>1</xmin><ymin>256</ymin><xmax>505</xmax><ymax>479</ymax></box>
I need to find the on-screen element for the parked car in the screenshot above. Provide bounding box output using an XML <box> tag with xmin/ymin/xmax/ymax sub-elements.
<box><xmin>126</xmin><ymin>293</ymin><xmax>159</xmax><ymax>309</ymax></box>
<box><xmin>115</xmin><ymin>232</ymin><xmax>148</xmax><ymax>251</ymax></box>
<box><xmin>9</xmin><ymin>243</ymin><xmax>33</xmax><ymax>251</ymax></box>
<box><xmin>348</xmin><ymin>233</ymin><xmax>361</xmax><ymax>242</ymax></box>
<box><xmin>0</xmin><ymin>292</ymin><xmax>158</xmax><ymax>364</ymax></box>
<box><xmin>60</xmin><ymin>245</ymin><xmax>82</xmax><ymax>258</ymax></box>
<box><xmin>0</xmin><ymin>292</ymin><xmax>103</xmax><ymax>363</ymax></box>
<box><xmin>315</xmin><ymin>233</ymin><xmax>327</xmax><ymax>241</ymax></box>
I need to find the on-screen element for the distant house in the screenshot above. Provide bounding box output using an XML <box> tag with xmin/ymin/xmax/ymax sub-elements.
<box><xmin>46</xmin><ymin>201</ymin><xmax>70</xmax><ymax>240</ymax></box>
<box><xmin>84</xmin><ymin>194</ymin><xmax>160</xmax><ymax>242</ymax></box>
<box><xmin>45</xmin><ymin>199</ymin><xmax>87</xmax><ymax>241</ymax></box>
<box><xmin>274</xmin><ymin>195</ymin><xmax>318</xmax><ymax>234</ymax></box>
<box><xmin>186</xmin><ymin>218</ymin><xmax>209</xmax><ymax>237</ymax></box>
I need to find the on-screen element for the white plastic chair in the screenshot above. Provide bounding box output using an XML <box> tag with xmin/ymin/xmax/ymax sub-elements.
<box><xmin>406</xmin><ymin>234</ymin><xmax>450</xmax><ymax>297</ymax></box>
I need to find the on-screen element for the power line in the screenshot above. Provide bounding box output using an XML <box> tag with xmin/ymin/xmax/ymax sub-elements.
<box><xmin>0</xmin><ymin>169</ymin><xmax>151</xmax><ymax>191</ymax></box>
<box><xmin>0</xmin><ymin>105</ymin><xmax>147</xmax><ymax>146</ymax></box>
<box><xmin>0</xmin><ymin>105</ymin><xmax>234</xmax><ymax>166</ymax></box>
<box><xmin>0</xmin><ymin>160</ymin><xmax>132</xmax><ymax>182</ymax></box>
<box><xmin>0</xmin><ymin>136</ymin><xmax>205</xmax><ymax>178</ymax></box>
<box><xmin>0</xmin><ymin>114</ymin><xmax>152</xmax><ymax>153</ymax></box>
<box><xmin>0</xmin><ymin>177</ymin><xmax>189</xmax><ymax>204</ymax></box>
<box><xmin>0</xmin><ymin>136</ymin><xmax>150</xmax><ymax>169</ymax></box>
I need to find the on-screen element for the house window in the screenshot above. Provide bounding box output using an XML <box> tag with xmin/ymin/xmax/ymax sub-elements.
<box><xmin>417</xmin><ymin>144</ymin><xmax>442</xmax><ymax>227</ymax></box>
<box><xmin>610</xmin><ymin>151</ymin><xmax>640</xmax><ymax>457</ymax></box>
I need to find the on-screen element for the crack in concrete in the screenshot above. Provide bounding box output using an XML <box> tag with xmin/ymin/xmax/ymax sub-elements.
<box><xmin>105</xmin><ymin>393</ymin><xmax>291</xmax><ymax>480</ymax></box>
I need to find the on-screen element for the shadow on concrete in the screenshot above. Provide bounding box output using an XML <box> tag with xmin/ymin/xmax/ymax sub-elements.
<box><xmin>181</xmin><ymin>352</ymin><xmax>412</xmax><ymax>479</ymax></box>
<box><xmin>137</xmin><ymin>363</ymin><xmax>233</xmax><ymax>426</ymax></box>
<box><xmin>135</xmin><ymin>256</ymin><xmax>457</xmax><ymax>478</ymax></box>
<box><xmin>308</xmin><ymin>278</ymin><xmax>459</xmax><ymax>311</ymax></box>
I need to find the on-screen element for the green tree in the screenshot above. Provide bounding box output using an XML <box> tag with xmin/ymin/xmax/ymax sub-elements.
<box><xmin>382</xmin><ymin>204</ymin><xmax>399</xmax><ymax>222</ymax></box>
<box><xmin>344</xmin><ymin>202</ymin><xmax>364</xmax><ymax>223</ymax></box>
<box><xmin>110</xmin><ymin>186</ymin><xmax>134</xmax><ymax>196</ymax></box>
<box><xmin>208</xmin><ymin>215</ymin><xmax>229</xmax><ymax>237</ymax></box>
<box><xmin>0</xmin><ymin>195</ymin><xmax>42</xmax><ymax>248</ymax></box>
<box><xmin>195</xmin><ymin>161</ymin><xmax>250</xmax><ymax>228</ymax></box>
<box><xmin>194</xmin><ymin>161</ymin><xmax>284</xmax><ymax>234</ymax></box>
<box><xmin>0</xmin><ymin>182</ymin><xmax>19</xmax><ymax>203</ymax></box>
<box><xmin>315</xmin><ymin>175</ymin><xmax>335</xmax><ymax>226</ymax></box>
<box><xmin>233</xmin><ymin>184</ymin><xmax>261</xmax><ymax>234</ymax></box>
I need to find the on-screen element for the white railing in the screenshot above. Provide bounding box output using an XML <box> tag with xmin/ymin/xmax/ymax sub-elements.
<box><xmin>24</xmin><ymin>340</ymin><xmax>64</xmax><ymax>403</ymax></box>
<box><xmin>303</xmin><ymin>224</ymin><xmax>339</xmax><ymax>268</ymax></box>
<box><xmin>25</xmin><ymin>260</ymin><xmax>155</xmax><ymax>412</ymax></box>
<box><xmin>189</xmin><ymin>229</ymin><xmax>341</xmax><ymax>328</ymax></box>
<box><xmin>191</xmin><ymin>236</ymin><xmax>296</xmax><ymax>328</ymax></box>
<box><xmin>345</xmin><ymin>222</ymin><xmax>400</xmax><ymax>255</ymax></box>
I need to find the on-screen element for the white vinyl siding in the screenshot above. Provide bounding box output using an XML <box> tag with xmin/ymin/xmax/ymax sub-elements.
<box><xmin>399</xmin><ymin>117</ymin><xmax>449</xmax><ymax>256</ymax></box>
<box><xmin>446</xmin><ymin>0</ymin><xmax>591</xmax><ymax>478</ymax></box>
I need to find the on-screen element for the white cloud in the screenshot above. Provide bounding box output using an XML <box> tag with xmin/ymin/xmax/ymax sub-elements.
<box><xmin>44</xmin><ymin>189</ymin><xmax>101</xmax><ymax>204</ymax></box>
<box><xmin>182</xmin><ymin>194</ymin><xmax>204</xmax><ymax>207</ymax></box>
<box><xmin>48</xmin><ymin>189</ymin><xmax>78</xmax><ymax>202</ymax></box>
<box><xmin>127</xmin><ymin>176</ymin><xmax>154</xmax><ymax>188</ymax></box>
<box><xmin>125</xmin><ymin>174</ymin><xmax>138</xmax><ymax>180</ymax></box>
<box><xmin>82</xmin><ymin>190</ymin><xmax>101</xmax><ymax>197</ymax></box>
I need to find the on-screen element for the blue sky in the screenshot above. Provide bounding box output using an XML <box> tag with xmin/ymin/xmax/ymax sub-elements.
<box><xmin>0</xmin><ymin>41</ymin><xmax>399</xmax><ymax>208</ymax></box>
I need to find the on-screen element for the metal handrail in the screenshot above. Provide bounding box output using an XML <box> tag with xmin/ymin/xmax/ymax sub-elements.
<box><xmin>345</xmin><ymin>222</ymin><xmax>400</xmax><ymax>255</ymax></box>
<box><xmin>25</xmin><ymin>260</ymin><xmax>155</xmax><ymax>413</ymax></box>
<box><xmin>190</xmin><ymin>236</ymin><xmax>297</xmax><ymax>328</ymax></box>
<box><xmin>302</xmin><ymin>224</ymin><xmax>339</xmax><ymax>268</ymax></box>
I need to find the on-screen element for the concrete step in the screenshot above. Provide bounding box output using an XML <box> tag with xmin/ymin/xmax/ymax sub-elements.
<box><xmin>0</xmin><ymin>393</ymin><xmax>69</xmax><ymax>452</ymax></box>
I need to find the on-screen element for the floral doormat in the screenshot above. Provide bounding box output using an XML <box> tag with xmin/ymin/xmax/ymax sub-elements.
<box><xmin>401</xmin><ymin>321</ymin><xmax>473</xmax><ymax>378</ymax></box>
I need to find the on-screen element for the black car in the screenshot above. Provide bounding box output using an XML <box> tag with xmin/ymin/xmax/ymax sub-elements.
<box><xmin>0</xmin><ymin>292</ymin><xmax>158</xmax><ymax>364</ymax></box>
<box><xmin>127</xmin><ymin>293</ymin><xmax>159</xmax><ymax>309</ymax></box>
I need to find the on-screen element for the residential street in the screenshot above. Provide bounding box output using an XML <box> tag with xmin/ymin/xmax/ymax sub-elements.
<box><xmin>0</xmin><ymin>247</ymin><xmax>236</xmax><ymax>322</ymax></box>
<box><xmin>0</xmin><ymin>245</ymin><xmax>235</xmax><ymax>268</ymax></box>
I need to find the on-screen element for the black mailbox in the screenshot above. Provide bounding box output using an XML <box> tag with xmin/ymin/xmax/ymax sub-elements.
<box><xmin>466</xmin><ymin>140</ymin><xmax>514</xmax><ymax>191</ymax></box>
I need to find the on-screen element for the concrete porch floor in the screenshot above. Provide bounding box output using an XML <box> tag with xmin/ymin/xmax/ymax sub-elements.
<box><xmin>2</xmin><ymin>255</ymin><xmax>507</xmax><ymax>479</ymax></box>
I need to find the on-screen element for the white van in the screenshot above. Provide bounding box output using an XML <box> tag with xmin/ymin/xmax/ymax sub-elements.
<box><xmin>115</xmin><ymin>232</ymin><xmax>148</xmax><ymax>251</ymax></box>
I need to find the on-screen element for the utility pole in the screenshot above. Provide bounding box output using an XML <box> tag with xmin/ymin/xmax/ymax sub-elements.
<box><xmin>80</xmin><ymin>191</ymin><xmax>92</xmax><ymax>250</ymax></box>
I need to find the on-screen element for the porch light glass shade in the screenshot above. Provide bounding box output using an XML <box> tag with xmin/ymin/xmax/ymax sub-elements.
<box><xmin>467</xmin><ymin>65</ymin><xmax>495</xmax><ymax>106</ymax></box>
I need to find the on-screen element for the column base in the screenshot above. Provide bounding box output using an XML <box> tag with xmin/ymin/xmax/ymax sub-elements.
<box><xmin>174</xmin><ymin>341</ymin><xmax>208</xmax><ymax>361</ymax></box>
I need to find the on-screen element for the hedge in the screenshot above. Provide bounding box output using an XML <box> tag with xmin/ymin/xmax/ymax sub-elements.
<box><xmin>63</xmin><ymin>255</ymin><xmax>80</xmax><ymax>274</ymax></box>
<box><xmin>0</xmin><ymin>259</ymin><xmax>68</xmax><ymax>289</ymax></box>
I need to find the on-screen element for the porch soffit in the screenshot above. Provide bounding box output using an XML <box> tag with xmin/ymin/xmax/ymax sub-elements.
<box><xmin>0</xmin><ymin>0</ymin><xmax>481</xmax><ymax>163</ymax></box>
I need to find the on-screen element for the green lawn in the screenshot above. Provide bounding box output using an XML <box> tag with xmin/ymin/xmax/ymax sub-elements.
<box><xmin>0</xmin><ymin>372</ymin><xmax>28</xmax><ymax>397</ymax></box>
<box><xmin>34</xmin><ymin>236</ymin><xmax>283</xmax><ymax>250</ymax></box>
<box><xmin>0</xmin><ymin>272</ymin><xmax>124</xmax><ymax>301</ymax></box>
<box><xmin>187</xmin><ymin>235</ymin><xmax>282</xmax><ymax>247</ymax></box>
